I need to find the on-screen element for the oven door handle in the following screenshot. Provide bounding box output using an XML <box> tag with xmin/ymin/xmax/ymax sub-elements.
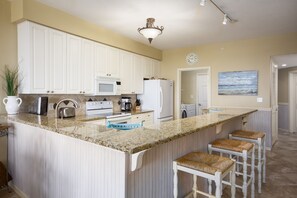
<box><xmin>107</xmin><ymin>116</ymin><xmax>132</xmax><ymax>123</ymax></box>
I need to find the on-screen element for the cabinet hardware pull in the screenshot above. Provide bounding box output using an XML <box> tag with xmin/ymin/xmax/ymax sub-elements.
<box><xmin>51</xmin><ymin>91</ymin><xmax>54</xmax><ymax>93</ymax></box>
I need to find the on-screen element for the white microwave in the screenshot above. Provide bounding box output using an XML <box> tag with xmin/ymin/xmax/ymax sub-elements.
<box><xmin>95</xmin><ymin>77</ymin><xmax>121</xmax><ymax>95</ymax></box>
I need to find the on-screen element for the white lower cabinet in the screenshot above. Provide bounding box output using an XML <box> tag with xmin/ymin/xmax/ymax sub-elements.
<box><xmin>131</xmin><ymin>112</ymin><xmax>154</xmax><ymax>127</ymax></box>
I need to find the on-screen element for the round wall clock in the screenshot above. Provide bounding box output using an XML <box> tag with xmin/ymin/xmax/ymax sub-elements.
<box><xmin>186</xmin><ymin>53</ymin><xmax>198</xmax><ymax>65</ymax></box>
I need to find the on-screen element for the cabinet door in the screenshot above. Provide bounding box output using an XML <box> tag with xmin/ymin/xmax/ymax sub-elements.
<box><xmin>133</xmin><ymin>55</ymin><xmax>144</xmax><ymax>94</ymax></box>
<box><xmin>95</xmin><ymin>43</ymin><xmax>107</xmax><ymax>77</ymax></box>
<box><xmin>107</xmin><ymin>47</ymin><xmax>120</xmax><ymax>77</ymax></box>
<box><xmin>30</xmin><ymin>23</ymin><xmax>49</xmax><ymax>93</ymax></box>
<box><xmin>81</xmin><ymin>39</ymin><xmax>95</xmax><ymax>94</ymax></box>
<box><xmin>67</xmin><ymin>35</ymin><xmax>82</xmax><ymax>94</ymax></box>
<box><xmin>143</xmin><ymin>57</ymin><xmax>153</xmax><ymax>79</ymax></box>
<box><xmin>49</xmin><ymin>29</ymin><xmax>67</xmax><ymax>94</ymax></box>
<box><xmin>152</xmin><ymin>60</ymin><xmax>160</xmax><ymax>78</ymax></box>
<box><xmin>120</xmin><ymin>51</ymin><xmax>133</xmax><ymax>94</ymax></box>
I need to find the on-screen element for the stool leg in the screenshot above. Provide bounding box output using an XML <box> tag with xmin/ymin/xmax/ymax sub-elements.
<box><xmin>236</xmin><ymin>156</ymin><xmax>240</xmax><ymax>174</ymax></box>
<box><xmin>251</xmin><ymin>146</ymin><xmax>255</xmax><ymax>198</ymax></box>
<box><xmin>263</xmin><ymin>136</ymin><xmax>266</xmax><ymax>183</ymax></box>
<box><xmin>193</xmin><ymin>175</ymin><xmax>197</xmax><ymax>198</ymax></box>
<box><xmin>208</xmin><ymin>179</ymin><xmax>212</xmax><ymax>195</ymax></box>
<box><xmin>215</xmin><ymin>172</ymin><xmax>222</xmax><ymax>198</ymax></box>
<box><xmin>231</xmin><ymin>162</ymin><xmax>236</xmax><ymax>198</ymax></box>
<box><xmin>257</xmin><ymin>138</ymin><xmax>262</xmax><ymax>193</ymax></box>
<box><xmin>242</xmin><ymin>150</ymin><xmax>248</xmax><ymax>198</ymax></box>
<box><xmin>173</xmin><ymin>162</ymin><xmax>178</xmax><ymax>198</ymax></box>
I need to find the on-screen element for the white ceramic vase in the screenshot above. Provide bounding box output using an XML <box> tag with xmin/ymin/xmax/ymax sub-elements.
<box><xmin>3</xmin><ymin>96</ymin><xmax>22</xmax><ymax>115</ymax></box>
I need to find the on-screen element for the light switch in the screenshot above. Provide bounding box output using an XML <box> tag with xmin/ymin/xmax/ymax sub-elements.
<box><xmin>257</xmin><ymin>97</ymin><xmax>263</xmax><ymax>103</ymax></box>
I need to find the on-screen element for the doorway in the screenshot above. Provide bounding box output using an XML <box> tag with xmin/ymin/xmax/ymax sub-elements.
<box><xmin>177</xmin><ymin>67</ymin><xmax>211</xmax><ymax>119</ymax></box>
<box><xmin>289</xmin><ymin>70</ymin><xmax>297</xmax><ymax>132</ymax></box>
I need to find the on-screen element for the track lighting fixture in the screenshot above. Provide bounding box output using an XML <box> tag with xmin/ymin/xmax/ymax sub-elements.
<box><xmin>200</xmin><ymin>0</ymin><xmax>236</xmax><ymax>24</ymax></box>
<box><xmin>200</xmin><ymin>0</ymin><xmax>206</xmax><ymax>6</ymax></box>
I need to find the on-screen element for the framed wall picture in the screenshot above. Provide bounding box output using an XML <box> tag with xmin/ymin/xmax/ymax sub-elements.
<box><xmin>218</xmin><ymin>70</ymin><xmax>258</xmax><ymax>95</ymax></box>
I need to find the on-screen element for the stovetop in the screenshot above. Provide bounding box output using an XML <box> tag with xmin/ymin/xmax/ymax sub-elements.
<box><xmin>85</xmin><ymin>101</ymin><xmax>131</xmax><ymax>118</ymax></box>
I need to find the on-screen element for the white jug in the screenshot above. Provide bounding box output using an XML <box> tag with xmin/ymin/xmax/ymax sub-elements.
<box><xmin>3</xmin><ymin>96</ymin><xmax>22</xmax><ymax>115</ymax></box>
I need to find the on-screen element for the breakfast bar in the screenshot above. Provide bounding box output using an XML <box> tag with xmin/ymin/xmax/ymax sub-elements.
<box><xmin>6</xmin><ymin>108</ymin><xmax>256</xmax><ymax>198</ymax></box>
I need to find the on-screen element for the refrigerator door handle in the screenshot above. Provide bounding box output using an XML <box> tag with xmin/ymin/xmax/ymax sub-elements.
<box><xmin>160</xmin><ymin>87</ymin><xmax>164</xmax><ymax>114</ymax></box>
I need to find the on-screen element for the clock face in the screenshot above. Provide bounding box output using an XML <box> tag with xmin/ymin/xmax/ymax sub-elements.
<box><xmin>186</xmin><ymin>53</ymin><xmax>198</xmax><ymax>65</ymax></box>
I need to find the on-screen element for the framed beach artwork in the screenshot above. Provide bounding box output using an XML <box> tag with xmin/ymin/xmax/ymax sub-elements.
<box><xmin>218</xmin><ymin>70</ymin><xmax>258</xmax><ymax>95</ymax></box>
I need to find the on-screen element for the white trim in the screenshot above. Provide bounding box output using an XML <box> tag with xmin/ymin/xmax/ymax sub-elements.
<box><xmin>289</xmin><ymin>70</ymin><xmax>297</xmax><ymax>133</ymax></box>
<box><xmin>176</xmin><ymin>67</ymin><xmax>211</xmax><ymax>119</ymax></box>
<box><xmin>8</xmin><ymin>182</ymin><xmax>29</xmax><ymax>198</ymax></box>
<box><xmin>210</xmin><ymin>106</ymin><xmax>272</xmax><ymax>112</ymax></box>
<box><xmin>278</xmin><ymin>128</ymin><xmax>289</xmax><ymax>132</ymax></box>
<box><xmin>278</xmin><ymin>102</ymin><xmax>288</xmax><ymax>105</ymax></box>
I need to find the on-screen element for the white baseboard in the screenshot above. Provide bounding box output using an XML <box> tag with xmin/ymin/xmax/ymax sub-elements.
<box><xmin>8</xmin><ymin>181</ymin><xmax>28</xmax><ymax>198</ymax></box>
<box><xmin>279</xmin><ymin>128</ymin><xmax>289</xmax><ymax>132</ymax></box>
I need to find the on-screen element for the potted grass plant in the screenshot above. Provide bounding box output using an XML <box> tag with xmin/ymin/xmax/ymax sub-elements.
<box><xmin>2</xmin><ymin>65</ymin><xmax>22</xmax><ymax>114</ymax></box>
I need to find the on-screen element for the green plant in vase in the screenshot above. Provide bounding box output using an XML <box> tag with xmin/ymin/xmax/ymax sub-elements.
<box><xmin>1</xmin><ymin>65</ymin><xmax>22</xmax><ymax>114</ymax></box>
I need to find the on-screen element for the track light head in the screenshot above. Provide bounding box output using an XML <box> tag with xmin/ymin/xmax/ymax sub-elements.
<box><xmin>200</xmin><ymin>0</ymin><xmax>206</xmax><ymax>6</ymax></box>
<box><xmin>222</xmin><ymin>14</ymin><xmax>228</xmax><ymax>25</ymax></box>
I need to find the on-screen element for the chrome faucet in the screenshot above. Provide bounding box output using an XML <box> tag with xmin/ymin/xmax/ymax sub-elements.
<box><xmin>55</xmin><ymin>98</ymin><xmax>79</xmax><ymax>118</ymax></box>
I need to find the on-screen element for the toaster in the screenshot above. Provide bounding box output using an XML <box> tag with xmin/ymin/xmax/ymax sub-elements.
<box><xmin>58</xmin><ymin>107</ymin><xmax>76</xmax><ymax>118</ymax></box>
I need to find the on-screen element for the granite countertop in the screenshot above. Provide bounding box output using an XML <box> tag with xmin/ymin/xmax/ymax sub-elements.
<box><xmin>6</xmin><ymin>108</ymin><xmax>256</xmax><ymax>154</ymax></box>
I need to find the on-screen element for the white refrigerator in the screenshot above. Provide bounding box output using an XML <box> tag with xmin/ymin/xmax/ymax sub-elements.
<box><xmin>138</xmin><ymin>80</ymin><xmax>173</xmax><ymax>123</ymax></box>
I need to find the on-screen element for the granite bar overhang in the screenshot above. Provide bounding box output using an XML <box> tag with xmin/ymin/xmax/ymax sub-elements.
<box><xmin>5</xmin><ymin>108</ymin><xmax>257</xmax><ymax>154</ymax></box>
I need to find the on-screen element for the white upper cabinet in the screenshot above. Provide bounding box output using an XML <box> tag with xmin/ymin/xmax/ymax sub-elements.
<box><xmin>152</xmin><ymin>59</ymin><xmax>161</xmax><ymax>78</ymax></box>
<box><xmin>49</xmin><ymin>29</ymin><xmax>67</xmax><ymax>94</ymax></box>
<box><xmin>95</xmin><ymin>43</ymin><xmax>107</xmax><ymax>77</ymax></box>
<box><xmin>120</xmin><ymin>52</ymin><xmax>144</xmax><ymax>94</ymax></box>
<box><xmin>66</xmin><ymin>34</ymin><xmax>82</xmax><ymax>94</ymax></box>
<box><xmin>143</xmin><ymin>57</ymin><xmax>153</xmax><ymax>79</ymax></box>
<box><xmin>81</xmin><ymin>39</ymin><xmax>95</xmax><ymax>94</ymax></box>
<box><xmin>106</xmin><ymin>47</ymin><xmax>120</xmax><ymax>78</ymax></box>
<box><xmin>18</xmin><ymin>21</ymin><xmax>49</xmax><ymax>94</ymax></box>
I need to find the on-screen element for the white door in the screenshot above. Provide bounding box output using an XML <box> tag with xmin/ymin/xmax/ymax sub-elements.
<box><xmin>30</xmin><ymin>23</ymin><xmax>49</xmax><ymax>93</ymax></box>
<box><xmin>49</xmin><ymin>29</ymin><xmax>66</xmax><ymax>94</ymax></box>
<box><xmin>196</xmin><ymin>74</ymin><xmax>208</xmax><ymax>115</ymax></box>
<box><xmin>271</xmin><ymin>63</ymin><xmax>278</xmax><ymax>144</ymax></box>
<box><xmin>66</xmin><ymin>35</ymin><xmax>82</xmax><ymax>94</ymax></box>
<box><xmin>159</xmin><ymin>80</ymin><xmax>173</xmax><ymax>119</ymax></box>
<box><xmin>81</xmin><ymin>39</ymin><xmax>95</xmax><ymax>94</ymax></box>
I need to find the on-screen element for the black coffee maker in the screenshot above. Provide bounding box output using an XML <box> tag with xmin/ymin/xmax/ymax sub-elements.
<box><xmin>121</xmin><ymin>97</ymin><xmax>132</xmax><ymax>111</ymax></box>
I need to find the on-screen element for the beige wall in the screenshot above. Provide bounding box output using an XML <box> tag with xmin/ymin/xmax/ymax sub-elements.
<box><xmin>0</xmin><ymin>1</ymin><xmax>18</xmax><ymax>114</ymax></box>
<box><xmin>10</xmin><ymin>0</ymin><xmax>162</xmax><ymax>60</ymax></box>
<box><xmin>181</xmin><ymin>71</ymin><xmax>197</xmax><ymax>104</ymax></box>
<box><xmin>161</xmin><ymin>33</ymin><xmax>297</xmax><ymax>117</ymax></box>
<box><xmin>278</xmin><ymin>67</ymin><xmax>297</xmax><ymax>103</ymax></box>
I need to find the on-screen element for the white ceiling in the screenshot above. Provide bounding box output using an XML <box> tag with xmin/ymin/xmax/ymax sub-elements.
<box><xmin>272</xmin><ymin>54</ymin><xmax>297</xmax><ymax>69</ymax></box>
<box><xmin>37</xmin><ymin>0</ymin><xmax>297</xmax><ymax>50</ymax></box>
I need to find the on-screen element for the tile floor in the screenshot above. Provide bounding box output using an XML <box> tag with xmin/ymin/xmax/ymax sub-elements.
<box><xmin>223</xmin><ymin>131</ymin><xmax>297</xmax><ymax>198</ymax></box>
<box><xmin>0</xmin><ymin>131</ymin><xmax>296</xmax><ymax>198</ymax></box>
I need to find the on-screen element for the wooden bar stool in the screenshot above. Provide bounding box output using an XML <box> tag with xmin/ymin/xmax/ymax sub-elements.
<box><xmin>208</xmin><ymin>139</ymin><xmax>255</xmax><ymax>198</ymax></box>
<box><xmin>173</xmin><ymin>151</ymin><xmax>236</xmax><ymax>198</ymax></box>
<box><xmin>229</xmin><ymin>130</ymin><xmax>266</xmax><ymax>193</ymax></box>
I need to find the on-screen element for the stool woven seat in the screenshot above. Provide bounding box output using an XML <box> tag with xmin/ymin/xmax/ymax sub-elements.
<box><xmin>211</xmin><ymin>139</ymin><xmax>253</xmax><ymax>152</ymax></box>
<box><xmin>232</xmin><ymin>130</ymin><xmax>265</xmax><ymax>140</ymax></box>
<box><xmin>175</xmin><ymin>152</ymin><xmax>234</xmax><ymax>175</ymax></box>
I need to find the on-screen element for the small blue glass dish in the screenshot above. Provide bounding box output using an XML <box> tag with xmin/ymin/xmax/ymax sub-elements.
<box><xmin>106</xmin><ymin>121</ymin><xmax>143</xmax><ymax>130</ymax></box>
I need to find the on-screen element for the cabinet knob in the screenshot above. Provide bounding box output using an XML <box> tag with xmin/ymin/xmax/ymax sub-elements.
<box><xmin>47</xmin><ymin>91</ymin><xmax>50</xmax><ymax>93</ymax></box>
<box><xmin>51</xmin><ymin>91</ymin><xmax>54</xmax><ymax>93</ymax></box>
<box><xmin>83</xmin><ymin>91</ymin><xmax>85</xmax><ymax>94</ymax></box>
<box><xmin>80</xmin><ymin>91</ymin><xmax>82</xmax><ymax>93</ymax></box>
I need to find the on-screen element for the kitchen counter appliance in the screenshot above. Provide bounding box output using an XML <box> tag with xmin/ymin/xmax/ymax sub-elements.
<box><xmin>28</xmin><ymin>96</ymin><xmax>48</xmax><ymax>115</ymax></box>
<box><xmin>86</xmin><ymin>101</ymin><xmax>131</xmax><ymax>124</ymax></box>
<box><xmin>95</xmin><ymin>76</ymin><xmax>121</xmax><ymax>96</ymax></box>
<box><xmin>121</xmin><ymin>97</ymin><xmax>132</xmax><ymax>111</ymax></box>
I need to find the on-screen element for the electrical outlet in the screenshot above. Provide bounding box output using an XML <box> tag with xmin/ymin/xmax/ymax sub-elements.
<box><xmin>48</xmin><ymin>103</ymin><xmax>54</xmax><ymax>110</ymax></box>
<box><xmin>257</xmin><ymin>97</ymin><xmax>263</xmax><ymax>103</ymax></box>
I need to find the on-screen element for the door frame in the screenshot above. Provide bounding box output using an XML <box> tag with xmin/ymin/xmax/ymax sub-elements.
<box><xmin>176</xmin><ymin>67</ymin><xmax>211</xmax><ymax>119</ymax></box>
<box><xmin>196</xmin><ymin>73</ymin><xmax>209</xmax><ymax>115</ymax></box>
<box><xmin>289</xmin><ymin>70</ymin><xmax>297</xmax><ymax>132</ymax></box>
<box><xmin>270</xmin><ymin>60</ymin><xmax>278</xmax><ymax>145</ymax></box>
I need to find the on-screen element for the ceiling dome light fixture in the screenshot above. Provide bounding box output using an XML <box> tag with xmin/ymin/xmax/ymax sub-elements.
<box><xmin>200</xmin><ymin>0</ymin><xmax>206</xmax><ymax>6</ymax></box>
<box><xmin>138</xmin><ymin>18</ymin><xmax>164</xmax><ymax>44</ymax></box>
